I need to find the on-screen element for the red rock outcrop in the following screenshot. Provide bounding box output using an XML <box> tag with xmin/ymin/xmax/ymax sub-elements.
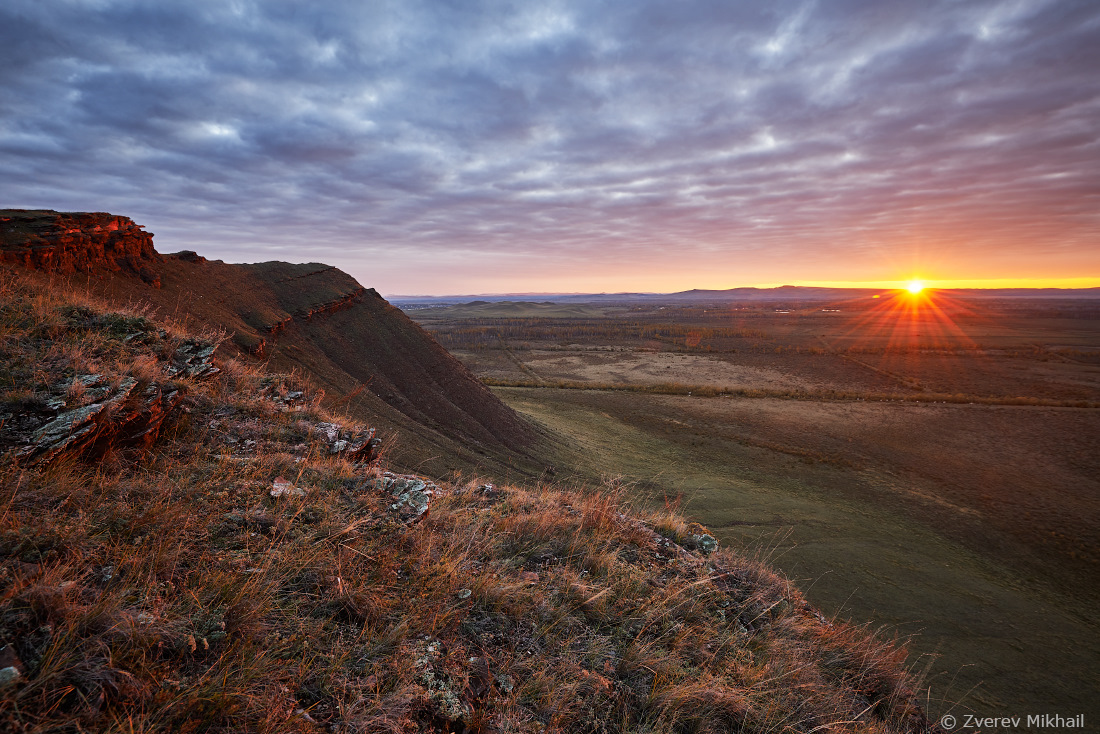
<box><xmin>0</xmin><ymin>209</ymin><xmax>162</xmax><ymax>286</ymax></box>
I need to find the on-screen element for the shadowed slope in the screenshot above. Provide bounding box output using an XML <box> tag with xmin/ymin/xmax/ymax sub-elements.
<box><xmin>3</xmin><ymin>210</ymin><xmax>539</xmax><ymax>478</ymax></box>
<box><xmin>107</xmin><ymin>256</ymin><xmax>539</xmax><ymax>477</ymax></box>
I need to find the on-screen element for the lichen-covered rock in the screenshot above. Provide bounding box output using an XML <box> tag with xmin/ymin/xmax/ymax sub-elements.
<box><xmin>414</xmin><ymin>639</ymin><xmax>472</xmax><ymax>725</ymax></box>
<box><xmin>310</xmin><ymin>422</ymin><xmax>379</xmax><ymax>463</ymax></box>
<box><xmin>20</xmin><ymin>377</ymin><xmax>138</xmax><ymax>463</ymax></box>
<box><xmin>0</xmin><ymin>666</ymin><xmax>21</xmax><ymax>688</ymax></box>
<box><xmin>375</xmin><ymin>471</ymin><xmax>435</xmax><ymax>522</ymax></box>
<box><xmin>10</xmin><ymin>371</ymin><xmax>187</xmax><ymax>465</ymax></box>
<box><xmin>685</xmin><ymin>533</ymin><xmax>719</xmax><ymax>555</ymax></box>
<box><xmin>270</xmin><ymin>477</ymin><xmax>306</xmax><ymax>498</ymax></box>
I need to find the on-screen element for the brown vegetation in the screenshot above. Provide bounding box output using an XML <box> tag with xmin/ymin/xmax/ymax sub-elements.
<box><xmin>429</xmin><ymin>318</ymin><xmax>770</xmax><ymax>352</ymax></box>
<box><xmin>0</xmin><ymin>278</ymin><xmax>940</xmax><ymax>732</ymax></box>
<box><xmin>479</xmin><ymin>378</ymin><xmax>1099</xmax><ymax>408</ymax></box>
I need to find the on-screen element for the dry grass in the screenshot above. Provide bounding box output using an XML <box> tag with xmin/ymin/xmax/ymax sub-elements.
<box><xmin>480</xmin><ymin>377</ymin><xmax>1099</xmax><ymax>408</ymax></box>
<box><xmin>0</xmin><ymin>277</ymin><xmax>940</xmax><ymax>732</ymax></box>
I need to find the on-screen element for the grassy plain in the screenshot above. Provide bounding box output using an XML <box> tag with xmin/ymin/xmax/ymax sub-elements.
<box><xmin>410</xmin><ymin>295</ymin><xmax>1100</xmax><ymax>726</ymax></box>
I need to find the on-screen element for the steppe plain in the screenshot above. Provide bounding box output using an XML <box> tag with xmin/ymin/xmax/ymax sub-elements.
<box><xmin>408</xmin><ymin>295</ymin><xmax>1100</xmax><ymax>727</ymax></box>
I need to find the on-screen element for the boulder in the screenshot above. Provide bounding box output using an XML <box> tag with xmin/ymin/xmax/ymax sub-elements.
<box><xmin>309</xmin><ymin>421</ymin><xmax>380</xmax><ymax>463</ymax></box>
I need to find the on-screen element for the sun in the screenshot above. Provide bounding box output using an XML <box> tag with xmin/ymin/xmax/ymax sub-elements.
<box><xmin>906</xmin><ymin>280</ymin><xmax>924</xmax><ymax>294</ymax></box>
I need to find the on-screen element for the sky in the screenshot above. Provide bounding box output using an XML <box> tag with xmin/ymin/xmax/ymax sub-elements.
<box><xmin>2</xmin><ymin>0</ymin><xmax>1099</xmax><ymax>296</ymax></box>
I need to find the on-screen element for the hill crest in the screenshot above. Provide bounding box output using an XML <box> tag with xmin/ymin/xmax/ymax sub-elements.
<box><xmin>3</xmin><ymin>209</ymin><xmax>538</xmax><ymax>478</ymax></box>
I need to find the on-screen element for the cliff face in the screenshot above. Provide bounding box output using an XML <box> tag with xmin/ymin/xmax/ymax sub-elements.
<box><xmin>0</xmin><ymin>209</ymin><xmax>161</xmax><ymax>285</ymax></box>
<box><xmin>3</xmin><ymin>210</ymin><xmax>539</xmax><ymax>477</ymax></box>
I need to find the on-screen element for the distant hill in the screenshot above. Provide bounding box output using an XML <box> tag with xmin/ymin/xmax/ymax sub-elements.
<box><xmin>393</xmin><ymin>284</ymin><xmax>1100</xmax><ymax>306</ymax></box>
<box><xmin>405</xmin><ymin>300</ymin><xmax>620</xmax><ymax>319</ymax></box>
<box><xmin>2</xmin><ymin>209</ymin><xmax>539</xmax><ymax>478</ymax></box>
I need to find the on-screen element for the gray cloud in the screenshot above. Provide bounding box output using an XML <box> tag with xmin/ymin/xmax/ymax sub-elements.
<box><xmin>2</xmin><ymin>0</ymin><xmax>1098</xmax><ymax>292</ymax></box>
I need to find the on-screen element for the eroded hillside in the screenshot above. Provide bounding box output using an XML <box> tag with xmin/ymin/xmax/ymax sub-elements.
<box><xmin>1</xmin><ymin>210</ymin><xmax>538</xmax><ymax>479</ymax></box>
<box><xmin>0</xmin><ymin>274</ymin><xmax>940</xmax><ymax>731</ymax></box>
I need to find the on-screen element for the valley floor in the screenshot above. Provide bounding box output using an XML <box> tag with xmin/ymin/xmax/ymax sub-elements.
<box><xmin>495</xmin><ymin>386</ymin><xmax>1100</xmax><ymax>723</ymax></box>
<box><xmin>410</xmin><ymin>301</ymin><xmax>1100</xmax><ymax>727</ymax></box>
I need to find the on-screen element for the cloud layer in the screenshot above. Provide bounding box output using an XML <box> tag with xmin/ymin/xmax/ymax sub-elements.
<box><xmin>2</xmin><ymin>0</ymin><xmax>1098</xmax><ymax>293</ymax></box>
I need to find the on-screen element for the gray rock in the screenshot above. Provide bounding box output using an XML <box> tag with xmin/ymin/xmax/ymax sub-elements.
<box><xmin>495</xmin><ymin>673</ymin><xmax>515</xmax><ymax>694</ymax></box>
<box><xmin>0</xmin><ymin>666</ymin><xmax>20</xmax><ymax>687</ymax></box>
<box><xmin>314</xmin><ymin>422</ymin><xmax>341</xmax><ymax>441</ymax></box>
<box><xmin>688</xmin><ymin>533</ymin><xmax>718</xmax><ymax>554</ymax></box>
<box><xmin>168</xmin><ymin>341</ymin><xmax>219</xmax><ymax>378</ymax></box>
<box><xmin>0</xmin><ymin>645</ymin><xmax>22</xmax><ymax>674</ymax></box>
<box><xmin>381</xmin><ymin>473</ymin><xmax>434</xmax><ymax>520</ymax></box>
<box><xmin>31</xmin><ymin>402</ymin><xmax>104</xmax><ymax>444</ymax></box>
<box><xmin>414</xmin><ymin>639</ymin><xmax>472</xmax><ymax>723</ymax></box>
<box><xmin>270</xmin><ymin>478</ymin><xmax>306</xmax><ymax>498</ymax></box>
<box><xmin>24</xmin><ymin>377</ymin><xmax>139</xmax><ymax>463</ymax></box>
<box><xmin>306</xmin><ymin>421</ymin><xmax>378</xmax><ymax>462</ymax></box>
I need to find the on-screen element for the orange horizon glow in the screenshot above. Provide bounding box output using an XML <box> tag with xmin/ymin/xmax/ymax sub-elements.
<box><xmin>380</xmin><ymin>271</ymin><xmax>1100</xmax><ymax>299</ymax></box>
<box><xmin>749</xmin><ymin>277</ymin><xmax>1100</xmax><ymax>291</ymax></box>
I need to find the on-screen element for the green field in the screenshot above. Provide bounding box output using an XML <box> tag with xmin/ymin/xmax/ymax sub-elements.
<box><xmin>411</xmin><ymin>297</ymin><xmax>1100</xmax><ymax>726</ymax></box>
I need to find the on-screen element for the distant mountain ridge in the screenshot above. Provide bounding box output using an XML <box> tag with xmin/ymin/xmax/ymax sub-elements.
<box><xmin>393</xmin><ymin>285</ymin><xmax>1100</xmax><ymax>305</ymax></box>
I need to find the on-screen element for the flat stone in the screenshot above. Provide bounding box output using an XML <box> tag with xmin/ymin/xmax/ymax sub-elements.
<box><xmin>270</xmin><ymin>477</ymin><xmax>305</xmax><ymax>498</ymax></box>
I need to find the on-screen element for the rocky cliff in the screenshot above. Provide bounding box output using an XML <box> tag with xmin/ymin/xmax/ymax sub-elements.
<box><xmin>0</xmin><ymin>209</ymin><xmax>162</xmax><ymax>286</ymax></box>
<box><xmin>3</xmin><ymin>210</ymin><xmax>538</xmax><ymax>478</ymax></box>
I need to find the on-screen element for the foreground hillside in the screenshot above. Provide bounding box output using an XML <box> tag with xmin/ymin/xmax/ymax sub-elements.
<box><xmin>0</xmin><ymin>276</ymin><xmax>938</xmax><ymax>730</ymax></box>
<box><xmin>1</xmin><ymin>209</ymin><xmax>538</xmax><ymax>480</ymax></box>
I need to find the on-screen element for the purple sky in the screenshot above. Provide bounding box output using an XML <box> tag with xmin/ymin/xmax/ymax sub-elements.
<box><xmin>2</xmin><ymin>1</ymin><xmax>1098</xmax><ymax>295</ymax></box>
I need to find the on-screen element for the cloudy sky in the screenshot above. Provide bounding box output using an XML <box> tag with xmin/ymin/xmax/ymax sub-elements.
<box><xmin>2</xmin><ymin>0</ymin><xmax>1098</xmax><ymax>294</ymax></box>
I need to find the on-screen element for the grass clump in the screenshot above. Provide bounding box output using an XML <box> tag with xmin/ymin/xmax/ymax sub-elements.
<box><xmin>0</xmin><ymin>276</ymin><xmax>939</xmax><ymax>732</ymax></box>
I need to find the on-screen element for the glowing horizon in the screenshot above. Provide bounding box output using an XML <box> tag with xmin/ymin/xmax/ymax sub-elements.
<box><xmin>384</xmin><ymin>276</ymin><xmax>1100</xmax><ymax>298</ymax></box>
<box><xmin>766</xmin><ymin>277</ymin><xmax>1100</xmax><ymax>291</ymax></box>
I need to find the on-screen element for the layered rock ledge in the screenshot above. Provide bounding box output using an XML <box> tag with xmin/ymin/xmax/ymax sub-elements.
<box><xmin>0</xmin><ymin>209</ymin><xmax>162</xmax><ymax>285</ymax></box>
